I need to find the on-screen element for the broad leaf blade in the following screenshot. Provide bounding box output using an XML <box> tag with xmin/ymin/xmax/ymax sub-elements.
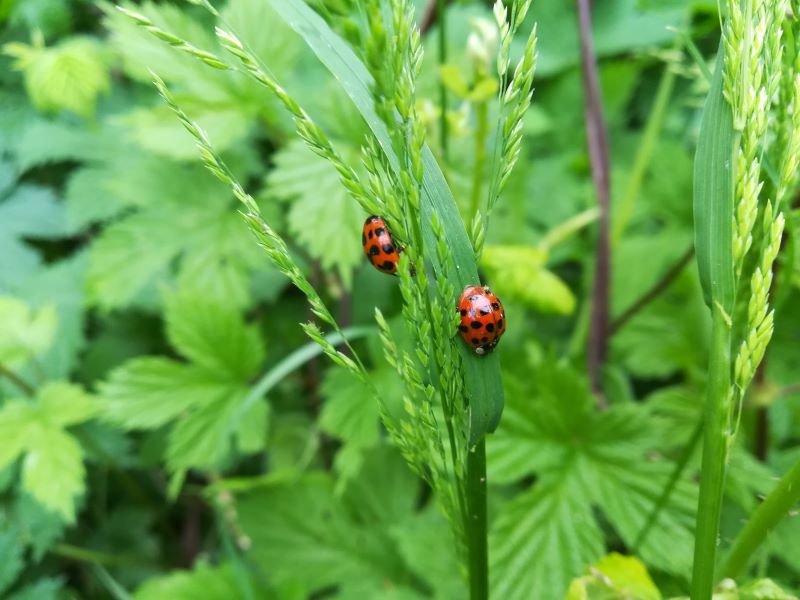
<box><xmin>268</xmin><ymin>0</ymin><xmax>504</xmax><ymax>442</ymax></box>
<box><xmin>693</xmin><ymin>48</ymin><xmax>735</xmax><ymax>311</ymax></box>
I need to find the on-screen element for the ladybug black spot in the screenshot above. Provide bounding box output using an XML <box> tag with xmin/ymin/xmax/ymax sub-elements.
<box><xmin>382</xmin><ymin>244</ymin><xmax>394</xmax><ymax>253</ymax></box>
<box><xmin>458</xmin><ymin>325</ymin><xmax>468</xmax><ymax>333</ymax></box>
<box><xmin>485</xmin><ymin>323</ymin><xmax>495</xmax><ymax>333</ymax></box>
<box><xmin>460</xmin><ymin>309</ymin><xmax>467</xmax><ymax>316</ymax></box>
<box><xmin>382</xmin><ymin>260</ymin><xmax>395</xmax><ymax>270</ymax></box>
<box><xmin>470</xmin><ymin>321</ymin><xmax>482</xmax><ymax>330</ymax></box>
<box><xmin>492</xmin><ymin>302</ymin><xmax>500</xmax><ymax>310</ymax></box>
<box><xmin>369</xmin><ymin>245</ymin><xmax>380</xmax><ymax>256</ymax></box>
<box><xmin>375</xmin><ymin>228</ymin><xmax>385</xmax><ymax>237</ymax></box>
<box><xmin>368</xmin><ymin>230</ymin><xmax>374</xmax><ymax>239</ymax></box>
<box><xmin>468</xmin><ymin>295</ymin><xmax>477</xmax><ymax>301</ymax></box>
<box><xmin>480</xmin><ymin>307</ymin><xmax>490</xmax><ymax>315</ymax></box>
<box><xmin>482</xmin><ymin>337</ymin><xmax>488</xmax><ymax>343</ymax></box>
<box><xmin>497</xmin><ymin>318</ymin><xmax>504</xmax><ymax>330</ymax></box>
<box><xmin>471</xmin><ymin>338</ymin><xmax>480</xmax><ymax>345</ymax></box>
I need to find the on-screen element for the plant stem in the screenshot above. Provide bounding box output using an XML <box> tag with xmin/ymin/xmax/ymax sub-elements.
<box><xmin>576</xmin><ymin>0</ymin><xmax>611</xmax><ymax>407</ymax></box>
<box><xmin>633</xmin><ymin>416</ymin><xmax>703</xmax><ymax>550</ymax></box>
<box><xmin>0</xmin><ymin>363</ymin><xmax>35</xmax><ymax>396</ymax></box>
<box><xmin>466</xmin><ymin>438</ymin><xmax>488</xmax><ymax>600</ymax></box>
<box><xmin>437</xmin><ymin>0</ymin><xmax>448</xmax><ymax>158</ymax></box>
<box><xmin>609</xmin><ymin>246</ymin><xmax>695</xmax><ymax>335</ymax></box>
<box><xmin>470</xmin><ymin>100</ymin><xmax>489</xmax><ymax>218</ymax></box>
<box><xmin>691</xmin><ymin>303</ymin><xmax>732</xmax><ymax>600</ymax></box>
<box><xmin>612</xmin><ymin>59</ymin><xmax>677</xmax><ymax>244</ymax></box>
<box><xmin>718</xmin><ymin>456</ymin><xmax>800</xmax><ymax>580</ymax></box>
<box><xmin>51</xmin><ymin>543</ymin><xmax>146</xmax><ymax>567</ymax></box>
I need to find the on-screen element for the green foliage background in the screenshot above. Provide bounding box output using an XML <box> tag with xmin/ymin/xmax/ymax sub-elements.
<box><xmin>0</xmin><ymin>0</ymin><xmax>798</xmax><ymax>598</ymax></box>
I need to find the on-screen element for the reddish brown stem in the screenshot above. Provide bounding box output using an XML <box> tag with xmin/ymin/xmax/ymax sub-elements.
<box><xmin>576</xmin><ymin>0</ymin><xmax>611</xmax><ymax>408</ymax></box>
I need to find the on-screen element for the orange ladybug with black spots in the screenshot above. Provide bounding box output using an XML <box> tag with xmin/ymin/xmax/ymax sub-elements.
<box><xmin>456</xmin><ymin>285</ymin><xmax>506</xmax><ymax>355</ymax></box>
<box><xmin>362</xmin><ymin>215</ymin><xmax>402</xmax><ymax>275</ymax></box>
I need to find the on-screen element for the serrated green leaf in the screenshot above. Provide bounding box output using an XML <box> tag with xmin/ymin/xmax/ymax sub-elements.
<box><xmin>319</xmin><ymin>367</ymin><xmax>380</xmax><ymax>448</ymax></box>
<box><xmin>164</xmin><ymin>291</ymin><xmax>264</xmax><ymax>380</ymax></box>
<box><xmin>11</xmin><ymin>254</ymin><xmax>88</xmax><ymax>379</ymax></box>
<box><xmin>120</xmin><ymin>102</ymin><xmax>250</xmax><ymax>160</ymax></box>
<box><xmin>21</xmin><ymin>424</ymin><xmax>85</xmax><ymax>522</ymax></box>
<box><xmin>134</xmin><ymin>563</ymin><xmax>247</xmax><ymax>600</ymax></box>
<box><xmin>0</xmin><ymin>185</ymin><xmax>66</xmax><ymax>287</ymax></box>
<box><xmin>488</xmin><ymin>361</ymin><xmax>697</xmax><ymax>588</ymax></box>
<box><xmin>237</xmin><ymin>462</ymin><xmax>420</xmax><ymax>596</ymax></box>
<box><xmin>6</xmin><ymin>578</ymin><xmax>63</xmax><ymax>600</ymax></box>
<box><xmin>166</xmin><ymin>388</ymin><xmax>246</xmax><ymax>471</ymax></box>
<box><xmin>693</xmin><ymin>46</ymin><xmax>735</xmax><ymax>311</ymax></box>
<box><xmin>13</xmin><ymin>493</ymin><xmax>67</xmax><ymax>560</ymax></box>
<box><xmin>14</xmin><ymin>119</ymin><xmax>120</xmax><ymax>171</ymax></box>
<box><xmin>269</xmin><ymin>0</ymin><xmax>503</xmax><ymax>442</ymax></box>
<box><xmin>5</xmin><ymin>36</ymin><xmax>110</xmax><ymax>118</ymax></box>
<box><xmin>0</xmin><ymin>296</ymin><xmax>56</xmax><ymax>368</ymax></box>
<box><xmin>37</xmin><ymin>381</ymin><xmax>97</xmax><ymax>426</ymax></box>
<box><xmin>490</xmin><ymin>475</ymin><xmax>605</xmax><ymax>600</ymax></box>
<box><xmin>100</xmin><ymin>358</ymin><xmax>231</xmax><ymax>429</ymax></box>
<box><xmin>0</xmin><ymin>530</ymin><xmax>25</xmax><ymax>595</ymax></box>
<box><xmin>267</xmin><ymin>140</ymin><xmax>364</xmax><ymax>284</ymax></box>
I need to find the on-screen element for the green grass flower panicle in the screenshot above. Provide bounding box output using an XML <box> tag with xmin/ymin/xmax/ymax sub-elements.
<box><xmin>691</xmin><ymin>1</ymin><xmax>796</xmax><ymax>598</ymax></box>
<box><xmin>472</xmin><ymin>0</ymin><xmax>538</xmax><ymax>258</ymax></box>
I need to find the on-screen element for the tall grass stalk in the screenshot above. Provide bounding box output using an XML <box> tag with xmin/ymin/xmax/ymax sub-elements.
<box><xmin>691</xmin><ymin>2</ymin><xmax>794</xmax><ymax>597</ymax></box>
<box><xmin>120</xmin><ymin>3</ymin><xmax>537</xmax><ymax>596</ymax></box>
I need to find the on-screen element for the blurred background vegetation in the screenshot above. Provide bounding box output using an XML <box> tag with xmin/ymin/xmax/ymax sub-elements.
<box><xmin>0</xmin><ymin>0</ymin><xmax>798</xmax><ymax>598</ymax></box>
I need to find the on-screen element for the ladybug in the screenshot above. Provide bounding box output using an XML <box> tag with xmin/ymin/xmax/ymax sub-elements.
<box><xmin>456</xmin><ymin>285</ymin><xmax>506</xmax><ymax>355</ymax></box>
<box><xmin>362</xmin><ymin>215</ymin><xmax>402</xmax><ymax>275</ymax></box>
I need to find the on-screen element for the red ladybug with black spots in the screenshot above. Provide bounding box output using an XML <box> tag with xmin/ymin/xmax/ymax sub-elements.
<box><xmin>456</xmin><ymin>285</ymin><xmax>506</xmax><ymax>355</ymax></box>
<box><xmin>362</xmin><ymin>215</ymin><xmax>402</xmax><ymax>275</ymax></box>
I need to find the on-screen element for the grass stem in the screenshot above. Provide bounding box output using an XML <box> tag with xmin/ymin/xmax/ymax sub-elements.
<box><xmin>690</xmin><ymin>303</ymin><xmax>733</xmax><ymax>600</ymax></box>
<box><xmin>466</xmin><ymin>437</ymin><xmax>488</xmax><ymax>600</ymax></box>
<box><xmin>437</xmin><ymin>0</ymin><xmax>448</xmax><ymax>158</ymax></box>
<box><xmin>718</xmin><ymin>456</ymin><xmax>800</xmax><ymax>580</ymax></box>
<box><xmin>469</xmin><ymin>100</ymin><xmax>489</xmax><ymax>218</ymax></box>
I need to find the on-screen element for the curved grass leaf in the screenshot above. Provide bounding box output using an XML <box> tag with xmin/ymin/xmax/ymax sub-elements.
<box><xmin>268</xmin><ymin>0</ymin><xmax>504</xmax><ymax>442</ymax></box>
<box><xmin>693</xmin><ymin>47</ymin><xmax>735</xmax><ymax>312</ymax></box>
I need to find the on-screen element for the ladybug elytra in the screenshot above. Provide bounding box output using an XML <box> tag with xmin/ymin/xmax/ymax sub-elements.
<box><xmin>362</xmin><ymin>215</ymin><xmax>402</xmax><ymax>275</ymax></box>
<box><xmin>456</xmin><ymin>285</ymin><xmax>506</xmax><ymax>355</ymax></box>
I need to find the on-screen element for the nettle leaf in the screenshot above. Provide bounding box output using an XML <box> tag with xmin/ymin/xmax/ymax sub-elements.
<box><xmin>4</xmin><ymin>36</ymin><xmax>110</xmax><ymax>118</ymax></box>
<box><xmin>14</xmin><ymin>118</ymin><xmax>121</xmax><ymax>171</ymax></box>
<box><xmin>134</xmin><ymin>563</ymin><xmax>250</xmax><ymax>600</ymax></box>
<box><xmin>487</xmin><ymin>361</ymin><xmax>697</xmax><ymax>596</ymax></box>
<box><xmin>0</xmin><ymin>530</ymin><xmax>25</xmax><ymax>596</ymax></box>
<box><xmin>319</xmin><ymin>367</ymin><xmax>382</xmax><ymax>449</ymax></box>
<box><xmin>490</xmin><ymin>474</ymin><xmax>604</xmax><ymax>600</ymax></box>
<box><xmin>164</xmin><ymin>290</ymin><xmax>264</xmax><ymax>380</ymax></box>
<box><xmin>0</xmin><ymin>382</ymin><xmax>97</xmax><ymax>522</ymax></box>
<box><xmin>267</xmin><ymin>139</ymin><xmax>364</xmax><ymax>285</ymax></box>
<box><xmin>100</xmin><ymin>293</ymin><xmax>267</xmax><ymax>472</ymax></box>
<box><xmin>0</xmin><ymin>184</ymin><xmax>67</xmax><ymax>288</ymax></box>
<box><xmin>0</xmin><ymin>296</ymin><xmax>56</xmax><ymax>369</ymax></box>
<box><xmin>6</xmin><ymin>578</ymin><xmax>63</xmax><ymax>600</ymax></box>
<box><xmin>86</xmin><ymin>172</ymin><xmax>260</xmax><ymax>310</ymax></box>
<box><xmin>237</xmin><ymin>447</ymin><xmax>423</xmax><ymax>597</ymax></box>
<box><xmin>119</xmin><ymin>101</ymin><xmax>250</xmax><ymax>161</ymax></box>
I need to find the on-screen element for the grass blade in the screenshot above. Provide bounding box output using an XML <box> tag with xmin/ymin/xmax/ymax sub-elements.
<box><xmin>268</xmin><ymin>0</ymin><xmax>504</xmax><ymax>443</ymax></box>
<box><xmin>693</xmin><ymin>45</ymin><xmax>735</xmax><ymax>313</ymax></box>
<box><xmin>690</xmin><ymin>46</ymin><xmax>736</xmax><ymax>600</ymax></box>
